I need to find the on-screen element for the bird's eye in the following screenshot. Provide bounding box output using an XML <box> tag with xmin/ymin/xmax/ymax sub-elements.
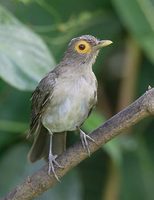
<box><xmin>78</xmin><ymin>44</ymin><xmax>86</xmax><ymax>50</ymax></box>
<box><xmin>75</xmin><ymin>40</ymin><xmax>91</xmax><ymax>54</ymax></box>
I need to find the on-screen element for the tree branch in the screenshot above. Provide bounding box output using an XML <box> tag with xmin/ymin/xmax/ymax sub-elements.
<box><xmin>2</xmin><ymin>88</ymin><xmax>154</xmax><ymax>200</ymax></box>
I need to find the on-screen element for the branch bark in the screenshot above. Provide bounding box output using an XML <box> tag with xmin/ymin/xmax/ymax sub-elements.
<box><xmin>1</xmin><ymin>88</ymin><xmax>154</xmax><ymax>200</ymax></box>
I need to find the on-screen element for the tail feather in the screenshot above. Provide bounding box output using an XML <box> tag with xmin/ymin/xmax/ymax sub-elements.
<box><xmin>28</xmin><ymin>126</ymin><xmax>49</xmax><ymax>162</ymax></box>
<box><xmin>52</xmin><ymin>132</ymin><xmax>67</xmax><ymax>155</ymax></box>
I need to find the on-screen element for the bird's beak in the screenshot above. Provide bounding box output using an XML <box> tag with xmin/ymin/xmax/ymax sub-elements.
<box><xmin>93</xmin><ymin>40</ymin><xmax>113</xmax><ymax>50</ymax></box>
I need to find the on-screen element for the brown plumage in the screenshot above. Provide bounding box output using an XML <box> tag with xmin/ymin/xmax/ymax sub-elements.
<box><xmin>27</xmin><ymin>35</ymin><xmax>112</xmax><ymax>180</ymax></box>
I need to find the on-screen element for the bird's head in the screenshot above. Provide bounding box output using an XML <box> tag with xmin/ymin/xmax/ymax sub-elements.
<box><xmin>62</xmin><ymin>35</ymin><xmax>113</xmax><ymax>66</ymax></box>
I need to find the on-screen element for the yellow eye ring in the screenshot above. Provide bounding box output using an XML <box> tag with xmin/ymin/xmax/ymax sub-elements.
<box><xmin>75</xmin><ymin>40</ymin><xmax>92</xmax><ymax>54</ymax></box>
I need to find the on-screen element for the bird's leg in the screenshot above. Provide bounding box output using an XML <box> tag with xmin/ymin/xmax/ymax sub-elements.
<box><xmin>48</xmin><ymin>134</ymin><xmax>63</xmax><ymax>181</ymax></box>
<box><xmin>78</xmin><ymin>128</ymin><xmax>96</xmax><ymax>156</ymax></box>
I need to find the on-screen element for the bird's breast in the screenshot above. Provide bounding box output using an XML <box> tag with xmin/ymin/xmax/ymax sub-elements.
<box><xmin>42</xmin><ymin>72</ymin><xmax>97</xmax><ymax>132</ymax></box>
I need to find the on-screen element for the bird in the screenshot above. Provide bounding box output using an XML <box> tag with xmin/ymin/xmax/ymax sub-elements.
<box><xmin>27</xmin><ymin>35</ymin><xmax>112</xmax><ymax>180</ymax></box>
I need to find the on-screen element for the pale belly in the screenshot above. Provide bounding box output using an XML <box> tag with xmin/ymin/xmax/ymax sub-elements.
<box><xmin>42</xmin><ymin>75</ymin><xmax>97</xmax><ymax>133</ymax></box>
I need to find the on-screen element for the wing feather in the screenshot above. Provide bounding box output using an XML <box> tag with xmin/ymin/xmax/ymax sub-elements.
<box><xmin>29</xmin><ymin>70</ymin><xmax>59</xmax><ymax>136</ymax></box>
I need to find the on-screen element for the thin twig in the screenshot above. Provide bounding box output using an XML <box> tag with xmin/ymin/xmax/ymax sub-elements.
<box><xmin>1</xmin><ymin>88</ymin><xmax>154</xmax><ymax>200</ymax></box>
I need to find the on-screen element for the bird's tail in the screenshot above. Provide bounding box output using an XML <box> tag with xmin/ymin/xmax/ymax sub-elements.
<box><xmin>28</xmin><ymin>125</ymin><xmax>66</xmax><ymax>162</ymax></box>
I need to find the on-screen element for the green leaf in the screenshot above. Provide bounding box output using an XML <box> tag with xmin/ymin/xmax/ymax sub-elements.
<box><xmin>0</xmin><ymin>120</ymin><xmax>27</xmax><ymax>133</ymax></box>
<box><xmin>0</xmin><ymin>5</ymin><xmax>55</xmax><ymax>91</ymax></box>
<box><xmin>112</xmin><ymin>0</ymin><xmax>154</xmax><ymax>63</ymax></box>
<box><xmin>15</xmin><ymin>0</ymin><xmax>34</xmax><ymax>4</ymax></box>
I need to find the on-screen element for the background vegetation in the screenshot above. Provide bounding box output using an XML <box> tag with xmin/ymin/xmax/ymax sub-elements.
<box><xmin>0</xmin><ymin>0</ymin><xmax>154</xmax><ymax>199</ymax></box>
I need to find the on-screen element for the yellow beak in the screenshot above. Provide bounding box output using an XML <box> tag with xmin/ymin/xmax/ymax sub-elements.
<box><xmin>94</xmin><ymin>40</ymin><xmax>113</xmax><ymax>50</ymax></box>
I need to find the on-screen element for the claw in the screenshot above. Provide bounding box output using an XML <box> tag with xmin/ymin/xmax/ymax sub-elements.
<box><xmin>79</xmin><ymin>129</ymin><xmax>96</xmax><ymax>156</ymax></box>
<box><xmin>48</xmin><ymin>153</ymin><xmax>63</xmax><ymax>181</ymax></box>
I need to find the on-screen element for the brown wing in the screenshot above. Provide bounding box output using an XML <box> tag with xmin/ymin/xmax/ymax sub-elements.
<box><xmin>28</xmin><ymin>67</ymin><xmax>67</xmax><ymax>162</ymax></box>
<box><xmin>29</xmin><ymin>71</ymin><xmax>58</xmax><ymax>137</ymax></box>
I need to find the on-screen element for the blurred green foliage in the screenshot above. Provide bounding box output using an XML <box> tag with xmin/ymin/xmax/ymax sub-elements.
<box><xmin>0</xmin><ymin>0</ymin><xmax>154</xmax><ymax>199</ymax></box>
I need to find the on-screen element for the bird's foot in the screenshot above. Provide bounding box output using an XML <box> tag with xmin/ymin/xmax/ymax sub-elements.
<box><xmin>79</xmin><ymin>129</ymin><xmax>96</xmax><ymax>156</ymax></box>
<box><xmin>48</xmin><ymin>153</ymin><xmax>63</xmax><ymax>181</ymax></box>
